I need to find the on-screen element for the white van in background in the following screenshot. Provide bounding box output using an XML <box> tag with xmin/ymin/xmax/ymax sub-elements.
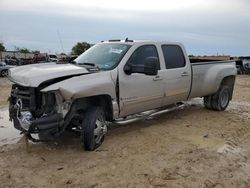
<box><xmin>48</xmin><ymin>54</ymin><xmax>59</xmax><ymax>62</ymax></box>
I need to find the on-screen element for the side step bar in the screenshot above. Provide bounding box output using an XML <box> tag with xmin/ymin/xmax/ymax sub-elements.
<box><xmin>113</xmin><ymin>103</ymin><xmax>185</xmax><ymax>125</ymax></box>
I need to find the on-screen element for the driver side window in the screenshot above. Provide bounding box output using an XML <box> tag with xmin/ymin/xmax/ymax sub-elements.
<box><xmin>128</xmin><ymin>45</ymin><xmax>159</xmax><ymax>68</ymax></box>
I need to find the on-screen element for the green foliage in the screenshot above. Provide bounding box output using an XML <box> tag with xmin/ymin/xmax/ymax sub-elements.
<box><xmin>0</xmin><ymin>43</ymin><xmax>6</xmax><ymax>51</ymax></box>
<box><xmin>31</xmin><ymin>50</ymin><xmax>40</xmax><ymax>54</ymax></box>
<box><xmin>15</xmin><ymin>47</ymin><xmax>30</xmax><ymax>53</ymax></box>
<box><xmin>71</xmin><ymin>42</ymin><xmax>91</xmax><ymax>55</ymax></box>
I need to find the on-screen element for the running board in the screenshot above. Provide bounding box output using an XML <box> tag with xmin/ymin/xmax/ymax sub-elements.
<box><xmin>113</xmin><ymin>103</ymin><xmax>185</xmax><ymax>125</ymax></box>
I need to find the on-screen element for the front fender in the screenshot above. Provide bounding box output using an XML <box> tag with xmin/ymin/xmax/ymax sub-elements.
<box><xmin>41</xmin><ymin>71</ymin><xmax>117</xmax><ymax>101</ymax></box>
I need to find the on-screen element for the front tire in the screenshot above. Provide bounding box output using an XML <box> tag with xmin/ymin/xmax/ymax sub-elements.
<box><xmin>81</xmin><ymin>106</ymin><xmax>107</xmax><ymax>151</ymax></box>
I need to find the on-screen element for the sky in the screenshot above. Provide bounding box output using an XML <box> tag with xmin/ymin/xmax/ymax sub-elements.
<box><xmin>0</xmin><ymin>0</ymin><xmax>250</xmax><ymax>55</ymax></box>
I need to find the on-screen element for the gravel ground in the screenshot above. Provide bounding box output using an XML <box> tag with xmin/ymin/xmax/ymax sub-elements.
<box><xmin>0</xmin><ymin>75</ymin><xmax>250</xmax><ymax>188</ymax></box>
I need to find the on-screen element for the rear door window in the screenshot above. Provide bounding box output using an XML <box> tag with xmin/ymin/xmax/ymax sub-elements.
<box><xmin>161</xmin><ymin>45</ymin><xmax>186</xmax><ymax>69</ymax></box>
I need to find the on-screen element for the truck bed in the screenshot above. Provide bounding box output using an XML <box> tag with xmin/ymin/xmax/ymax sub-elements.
<box><xmin>188</xmin><ymin>60</ymin><xmax>236</xmax><ymax>99</ymax></box>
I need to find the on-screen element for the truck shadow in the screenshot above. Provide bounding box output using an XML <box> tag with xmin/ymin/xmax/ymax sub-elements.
<box><xmin>32</xmin><ymin>101</ymin><xmax>206</xmax><ymax>151</ymax></box>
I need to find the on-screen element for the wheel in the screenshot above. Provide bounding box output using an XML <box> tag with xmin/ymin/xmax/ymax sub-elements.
<box><xmin>204</xmin><ymin>85</ymin><xmax>231</xmax><ymax>111</ymax></box>
<box><xmin>203</xmin><ymin>95</ymin><xmax>212</xmax><ymax>109</ymax></box>
<box><xmin>1</xmin><ymin>70</ymin><xmax>8</xmax><ymax>77</ymax></box>
<box><xmin>204</xmin><ymin>95</ymin><xmax>212</xmax><ymax>109</ymax></box>
<box><xmin>81</xmin><ymin>106</ymin><xmax>107</xmax><ymax>151</ymax></box>
<box><xmin>211</xmin><ymin>85</ymin><xmax>231</xmax><ymax>111</ymax></box>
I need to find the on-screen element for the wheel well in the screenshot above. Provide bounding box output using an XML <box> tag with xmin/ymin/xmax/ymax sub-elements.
<box><xmin>1</xmin><ymin>69</ymin><xmax>7</xmax><ymax>73</ymax></box>
<box><xmin>87</xmin><ymin>95</ymin><xmax>113</xmax><ymax>121</ymax></box>
<box><xmin>65</xmin><ymin>95</ymin><xmax>113</xmax><ymax>125</ymax></box>
<box><xmin>221</xmin><ymin>75</ymin><xmax>235</xmax><ymax>86</ymax></box>
<box><xmin>220</xmin><ymin>75</ymin><xmax>235</xmax><ymax>100</ymax></box>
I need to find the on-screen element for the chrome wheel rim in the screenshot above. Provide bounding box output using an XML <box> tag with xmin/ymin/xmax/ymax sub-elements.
<box><xmin>94</xmin><ymin>117</ymin><xmax>107</xmax><ymax>144</ymax></box>
<box><xmin>220</xmin><ymin>89</ymin><xmax>229</xmax><ymax>108</ymax></box>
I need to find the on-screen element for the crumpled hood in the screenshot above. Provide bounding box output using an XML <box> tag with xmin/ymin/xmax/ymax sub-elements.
<box><xmin>8</xmin><ymin>63</ymin><xmax>89</xmax><ymax>87</ymax></box>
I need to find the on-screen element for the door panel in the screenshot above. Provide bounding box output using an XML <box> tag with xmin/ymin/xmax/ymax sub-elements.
<box><xmin>161</xmin><ymin>68</ymin><xmax>191</xmax><ymax>105</ymax></box>
<box><xmin>160</xmin><ymin>45</ymin><xmax>192</xmax><ymax>105</ymax></box>
<box><xmin>118</xmin><ymin>45</ymin><xmax>164</xmax><ymax>117</ymax></box>
<box><xmin>119</xmin><ymin>72</ymin><xmax>164</xmax><ymax>117</ymax></box>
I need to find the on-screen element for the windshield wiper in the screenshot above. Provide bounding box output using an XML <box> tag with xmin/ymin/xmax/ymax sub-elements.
<box><xmin>77</xmin><ymin>62</ymin><xmax>100</xmax><ymax>71</ymax></box>
<box><xmin>78</xmin><ymin>62</ymin><xmax>99</xmax><ymax>68</ymax></box>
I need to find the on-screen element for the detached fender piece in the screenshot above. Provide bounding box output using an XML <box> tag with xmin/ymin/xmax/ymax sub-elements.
<box><xmin>41</xmin><ymin>71</ymin><xmax>117</xmax><ymax>101</ymax></box>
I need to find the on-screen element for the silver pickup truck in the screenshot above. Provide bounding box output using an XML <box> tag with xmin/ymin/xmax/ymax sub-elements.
<box><xmin>8</xmin><ymin>40</ymin><xmax>237</xmax><ymax>151</ymax></box>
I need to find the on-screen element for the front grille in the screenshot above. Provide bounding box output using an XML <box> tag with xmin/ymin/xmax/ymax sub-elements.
<box><xmin>11</xmin><ymin>84</ymin><xmax>36</xmax><ymax>111</ymax></box>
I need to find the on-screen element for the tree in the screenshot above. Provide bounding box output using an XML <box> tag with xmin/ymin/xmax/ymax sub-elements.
<box><xmin>15</xmin><ymin>47</ymin><xmax>30</xmax><ymax>53</ymax></box>
<box><xmin>71</xmin><ymin>42</ymin><xmax>91</xmax><ymax>55</ymax></box>
<box><xmin>31</xmin><ymin>50</ymin><xmax>40</xmax><ymax>54</ymax></box>
<box><xmin>0</xmin><ymin>43</ymin><xmax>6</xmax><ymax>51</ymax></box>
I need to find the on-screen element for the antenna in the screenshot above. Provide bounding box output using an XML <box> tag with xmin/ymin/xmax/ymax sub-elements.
<box><xmin>125</xmin><ymin>37</ymin><xmax>133</xmax><ymax>42</ymax></box>
<box><xmin>57</xmin><ymin>30</ymin><xmax>65</xmax><ymax>53</ymax></box>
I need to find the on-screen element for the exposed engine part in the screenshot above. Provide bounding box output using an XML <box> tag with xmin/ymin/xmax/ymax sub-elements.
<box><xmin>54</xmin><ymin>91</ymin><xmax>71</xmax><ymax>117</ymax></box>
<box><xmin>14</xmin><ymin>98</ymin><xmax>33</xmax><ymax>131</ymax></box>
<box><xmin>17</xmin><ymin>111</ymin><xmax>33</xmax><ymax>131</ymax></box>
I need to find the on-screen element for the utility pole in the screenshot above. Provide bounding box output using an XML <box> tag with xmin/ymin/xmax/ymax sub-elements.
<box><xmin>57</xmin><ymin>30</ymin><xmax>65</xmax><ymax>53</ymax></box>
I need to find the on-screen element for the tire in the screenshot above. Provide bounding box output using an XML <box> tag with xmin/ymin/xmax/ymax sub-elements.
<box><xmin>81</xmin><ymin>106</ymin><xmax>107</xmax><ymax>151</ymax></box>
<box><xmin>203</xmin><ymin>95</ymin><xmax>212</xmax><ymax>109</ymax></box>
<box><xmin>204</xmin><ymin>85</ymin><xmax>231</xmax><ymax>111</ymax></box>
<box><xmin>1</xmin><ymin>70</ymin><xmax>8</xmax><ymax>77</ymax></box>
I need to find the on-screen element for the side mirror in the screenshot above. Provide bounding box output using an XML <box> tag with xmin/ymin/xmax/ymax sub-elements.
<box><xmin>124</xmin><ymin>57</ymin><xmax>159</xmax><ymax>76</ymax></box>
<box><xmin>124</xmin><ymin>64</ymin><xmax>133</xmax><ymax>75</ymax></box>
<box><xmin>144</xmin><ymin>57</ymin><xmax>159</xmax><ymax>75</ymax></box>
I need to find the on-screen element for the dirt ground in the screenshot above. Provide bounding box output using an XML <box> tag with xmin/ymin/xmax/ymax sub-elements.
<box><xmin>0</xmin><ymin>77</ymin><xmax>11</xmax><ymax>108</ymax></box>
<box><xmin>0</xmin><ymin>75</ymin><xmax>250</xmax><ymax>188</ymax></box>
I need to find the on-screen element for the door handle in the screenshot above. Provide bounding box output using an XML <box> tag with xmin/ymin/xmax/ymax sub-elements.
<box><xmin>181</xmin><ymin>72</ymin><xmax>189</xmax><ymax>77</ymax></box>
<box><xmin>153</xmin><ymin>75</ymin><xmax>163</xmax><ymax>81</ymax></box>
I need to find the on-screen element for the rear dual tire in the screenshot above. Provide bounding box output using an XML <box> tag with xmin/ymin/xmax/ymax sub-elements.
<box><xmin>204</xmin><ymin>85</ymin><xmax>231</xmax><ymax>111</ymax></box>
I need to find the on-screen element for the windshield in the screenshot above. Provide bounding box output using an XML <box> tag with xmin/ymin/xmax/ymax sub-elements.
<box><xmin>74</xmin><ymin>43</ymin><xmax>131</xmax><ymax>70</ymax></box>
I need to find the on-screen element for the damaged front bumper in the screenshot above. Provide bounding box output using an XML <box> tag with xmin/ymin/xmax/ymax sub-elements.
<box><xmin>9</xmin><ymin>84</ymin><xmax>66</xmax><ymax>138</ymax></box>
<box><xmin>15</xmin><ymin>110</ymin><xmax>64</xmax><ymax>134</ymax></box>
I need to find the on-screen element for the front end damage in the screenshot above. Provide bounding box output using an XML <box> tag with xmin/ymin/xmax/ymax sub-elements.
<box><xmin>9</xmin><ymin>84</ymin><xmax>68</xmax><ymax>141</ymax></box>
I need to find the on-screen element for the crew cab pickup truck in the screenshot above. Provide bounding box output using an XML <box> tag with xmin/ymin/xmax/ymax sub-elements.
<box><xmin>8</xmin><ymin>40</ymin><xmax>237</xmax><ymax>151</ymax></box>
